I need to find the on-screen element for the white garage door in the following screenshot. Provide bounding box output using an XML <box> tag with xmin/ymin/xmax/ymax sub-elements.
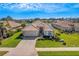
<box><xmin>23</xmin><ymin>31</ymin><xmax>39</xmax><ymax>36</ymax></box>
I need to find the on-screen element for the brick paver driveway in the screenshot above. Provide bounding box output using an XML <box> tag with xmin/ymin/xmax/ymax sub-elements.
<box><xmin>4</xmin><ymin>37</ymin><xmax>38</xmax><ymax>56</ymax></box>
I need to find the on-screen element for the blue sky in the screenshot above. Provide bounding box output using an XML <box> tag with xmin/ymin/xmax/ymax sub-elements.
<box><xmin>0</xmin><ymin>3</ymin><xmax>79</xmax><ymax>19</ymax></box>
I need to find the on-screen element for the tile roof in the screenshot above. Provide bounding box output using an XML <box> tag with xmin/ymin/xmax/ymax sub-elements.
<box><xmin>32</xmin><ymin>20</ymin><xmax>52</xmax><ymax>31</ymax></box>
<box><xmin>74</xmin><ymin>23</ymin><xmax>79</xmax><ymax>27</ymax></box>
<box><xmin>22</xmin><ymin>25</ymin><xmax>38</xmax><ymax>31</ymax></box>
<box><xmin>4</xmin><ymin>21</ymin><xmax>21</xmax><ymax>28</ymax></box>
<box><xmin>53</xmin><ymin>20</ymin><xmax>74</xmax><ymax>28</ymax></box>
<box><xmin>23</xmin><ymin>20</ymin><xmax>52</xmax><ymax>31</ymax></box>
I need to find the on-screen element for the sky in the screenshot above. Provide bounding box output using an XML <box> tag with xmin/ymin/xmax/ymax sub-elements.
<box><xmin>0</xmin><ymin>3</ymin><xmax>79</xmax><ymax>19</ymax></box>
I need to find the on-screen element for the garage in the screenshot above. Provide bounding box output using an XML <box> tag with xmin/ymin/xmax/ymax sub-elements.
<box><xmin>22</xmin><ymin>25</ymin><xmax>39</xmax><ymax>36</ymax></box>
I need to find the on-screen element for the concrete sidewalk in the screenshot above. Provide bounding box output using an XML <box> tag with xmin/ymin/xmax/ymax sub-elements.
<box><xmin>36</xmin><ymin>47</ymin><xmax>79</xmax><ymax>51</ymax></box>
<box><xmin>0</xmin><ymin>48</ymin><xmax>14</xmax><ymax>51</ymax></box>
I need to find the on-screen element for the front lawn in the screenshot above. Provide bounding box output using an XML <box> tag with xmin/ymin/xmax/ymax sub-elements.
<box><xmin>36</xmin><ymin>39</ymin><xmax>63</xmax><ymax>47</ymax></box>
<box><xmin>38</xmin><ymin>51</ymin><xmax>79</xmax><ymax>56</ymax></box>
<box><xmin>0</xmin><ymin>32</ymin><xmax>22</xmax><ymax>47</ymax></box>
<box><xmin>55</xmin><ymin>29</ymin><xmax>79</xmax><ymax>47</ymax></box>
<box><xmin>0</xmin><ymin>51</ymin><xmax>8</xmax><ymax>56</ymax></box>
<box><xmin>36</xmin><ymin>29</ymin><xmax>79</xmax><ymax>47</ymax></box>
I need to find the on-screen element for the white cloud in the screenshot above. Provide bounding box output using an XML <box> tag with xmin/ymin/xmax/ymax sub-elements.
<box><xmin>0</xmin><ymin>3</ymin><xmax>70</xmax><ymax>13</ymax></box>
<box><xmin>0</xmin><ymin>3</ymin><xmax>39</xmax><ymax>10</ymax></box>
<box><xmin>10</xmin><ymin>3</ymin><xmax>42</xmax><ymax>11</ymax></box>
<box><xmin>40</xmin><ymin>4</ymin><xmax>69</xmax><ymax>13</ymax></box>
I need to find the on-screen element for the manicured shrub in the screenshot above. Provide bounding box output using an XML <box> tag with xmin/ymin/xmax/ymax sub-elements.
<box><xmin>63</xmin><ymin>42</ymin><xmax>66</xmax><ymax>46</ymax></box>
<box><xmin>55</xmin><ymin>36</ymin><xmax>60</xmax><ymax>42</ymax></box>
<box><xmin>16</xmin><ymin>29</ymin><xmax>21</xmax><ymax>32</ymax></box>
<box><xmin>7</xmin><ymin>30</ymin><xmax>16</xmax><ymax>37</ymax></box>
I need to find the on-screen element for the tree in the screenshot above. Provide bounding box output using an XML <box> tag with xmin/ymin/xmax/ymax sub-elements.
<box><xmin>1</xmin><ymin>18</ymin><xmax>6</xmax><ymax>21</ymax></box>
<box><xmin>1</xmin><ymin>16</ymin><xmax>13</xmax><ymax>28</ymax></box>
<box><xmin>0</xmin><ymin>23</ymin><xmax>5</xmax><ymax>45</ymax></box>
<box><xmin>34</xmin><ymin>18</ymin><xmax>40</xmax><ymax>21</ymax></box>
<box><xmin>6</xmin><ymin>16</ymin><xmax>13</xmax><ymax>20</ymax></box>
<box><xmin>1</xmin><ymin>16</ymin><xmax>13</xmax><ymax>21</ymax></box>
<box><xmin>21</xmin><ymin>23</ymin><xmax>26</xmax><ymax>28</ymax></box>
<box><xmin>6</xmin><ymin>16</ymin><xmax>13</xmax><ymax>28</ymax></box>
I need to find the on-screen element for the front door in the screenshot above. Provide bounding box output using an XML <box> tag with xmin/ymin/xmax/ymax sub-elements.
<box><xmin>39</xmin><ymin>27</ymin><xmax>44</xmax><ymax>36</ymax></box>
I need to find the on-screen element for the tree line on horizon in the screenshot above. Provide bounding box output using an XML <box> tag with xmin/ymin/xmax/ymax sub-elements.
<box><xmin>0</xmin><ymin>16</ymin><xmax>79</xmax><ymax>23</ymax></box>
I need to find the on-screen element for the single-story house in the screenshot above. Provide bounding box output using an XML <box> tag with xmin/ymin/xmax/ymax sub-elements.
<box><xmin>74</xmin><ymin>23</ymin><xmax>79</xmax><ymax>32</ymax></box>
<box><xmin>22</xmin><ymin>21</ymin><xmax>53</xmax><ymax>37</ymax></box>
<box><xmin>3</xmin><ymin>21</ymin><xmax>22</xmax><ymax>31</ymax></box>
<box><xmin>52</xmin><ymin>20</ymin><xmax>74</xmax><ymax>32</ymax></box>
<box><xmin>22</xmin><ymin>25</ymin><xmax>39</xmax><ymax>36</ymax></box>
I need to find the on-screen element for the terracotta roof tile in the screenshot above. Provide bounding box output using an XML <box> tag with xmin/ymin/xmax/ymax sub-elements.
<box><xmin>53</xmin><ymin>20</ymin><xmax>74</xmax><ymax>27</ymax></box>
<box><xmin>22</xmin><ymin>25</ymin><xmax>38</xmax><ymax>31</ymax></box>
<box><xmin>32</xmin><ymin>20</ymin><xmax>52</xmax><ymax>31</ymax></box>
<box><xmin>4</xmin><ymin>21</ymin><xmax>21</xmax><ymax>27</ymax></box>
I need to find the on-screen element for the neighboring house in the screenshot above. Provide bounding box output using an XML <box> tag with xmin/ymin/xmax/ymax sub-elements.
<box><xmin>74</xmin><ymin>23</ymin><xmax>79</xmax><ymax>32</ymax></box>
<box><xmin>22</xmin><ymin>21</ymin><xmax>53</xmax><ymax>37</ymax></box>
<box><xmin>3</xmin><ymin>21</ymin><xmax>22</xmax><ymax>30</ymax></box>
<box><xmin>52</xmin><ymin>20</ymin><xmax>74</xmax><ymax>32</ymax></box>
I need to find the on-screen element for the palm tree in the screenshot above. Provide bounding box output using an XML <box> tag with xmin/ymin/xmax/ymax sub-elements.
<box><xmin>0</xmin><ymin>23</ymin><xmax>4</xmax><ymax>45</ymax></box>
<box><xmin>0</xmin><ymin>22</ymin><xmax>7</xmax><ymax>45</ymax></box>
<box><xmin>6</xmin><ymin>16</ymin><xmax>13</xmax><ymax>28</ymax></box>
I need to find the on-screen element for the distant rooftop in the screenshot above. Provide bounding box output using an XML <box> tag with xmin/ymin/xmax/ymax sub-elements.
<box><xmin>32</xmin><ymin>20</ymin><xmax>53</xmax><ymax>31</ymax></box>
<box><xmin>23</xmin><ymin>20</ymin><xmax>53</xmax><ymax>31</ymax></box>
<box><xmin>4</xmin><ymin>21</ymin><xmax>21</xmax><ymax>28</ymax></box>
<box><xmin>53</xmin><ymin>20</ymin><xmax>74</xmax><ymax>27</ymax></box>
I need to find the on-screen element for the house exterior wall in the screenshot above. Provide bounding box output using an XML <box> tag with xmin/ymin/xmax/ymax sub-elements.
<box><xmin>22</xmin><ymin>30</ymin><xmax>39</xmax><ymax>36</ymax></box>
<box><xmin>53</xmin><ymin>24</ymin><xmax>72</xmax><ymax>32</ymax></box>
<box><xmin>63</xmin><ymin>27</ymin><xmax>72</xmax><ymax>31</ymax></box>
<box><xmin>74</xmin><ymin>26</ymin><xmax>79</xmax><ymax>32</ymax></box>
<box><xmin>44</xmin><ymin>31</ymin><xmax>53</xmax><ymax>36</ymax></box>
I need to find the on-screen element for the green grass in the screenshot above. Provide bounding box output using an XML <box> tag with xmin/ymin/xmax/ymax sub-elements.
<box><xmin>0</xmin><ymin>51</ymin><xmax>8</xmax><ymax>56</ymax></box>
<box><xmin>0</xmin><ymin>32</ymin><xmax>22</xmax><ymax>47</ymax></box>
<box><xmin>54</xmin><ymin>29</ymin><xmax>79</xmax><ymax>47</ymax></box>
<box><xmin>36</xmin><ymin>39</ymin><xmax>64</xmax><ymax>47</ymax></box>
<box><xmin>38</xmin><ymin>51</ymin><xmax>79</xmax><ymax>56</ymax></box>
<box><xmin>36</xmin><ymin>29</ymin><xmax>79</xmax><ymax>47</ymax></box>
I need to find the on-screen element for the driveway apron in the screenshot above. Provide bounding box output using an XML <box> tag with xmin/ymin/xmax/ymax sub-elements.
<box><xmin>4</xmin><ymin>37</ymin><xmax>38</xmax><ymax>56</ymax></box>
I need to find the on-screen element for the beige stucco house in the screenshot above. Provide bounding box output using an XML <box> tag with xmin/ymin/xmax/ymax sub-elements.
<box><xmin>22</xmin><ymin>21</ymin><xmax>53</xmax><ymax>37</ymax></box>
<box><xmin>3</xmin><ymin>21</ymin><xmax>22</xmax><ymax>31</ymax></box>
<box><xmin>74</xmin><ymin>23</ymin><xmax>79</xmax><ymax>32</ymax></box>
<box><xmin>52</xmin><ymin>20</ymin><xmax>74</xmax><ymax>32</ymax></box>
